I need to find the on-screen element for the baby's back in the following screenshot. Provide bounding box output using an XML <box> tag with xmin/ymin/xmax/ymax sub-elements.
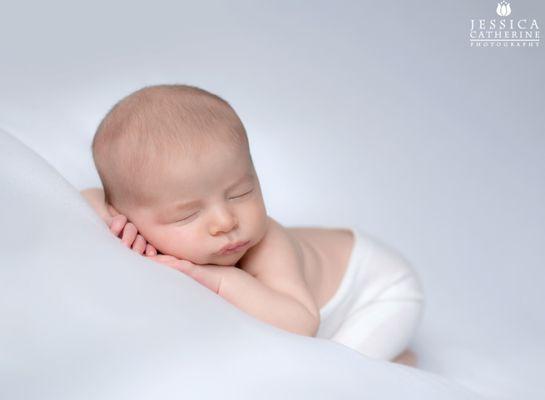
<box><xmin>286</xmin><ymin>227</ymin><xmax>355</xmax><ymax>310</ymax></box>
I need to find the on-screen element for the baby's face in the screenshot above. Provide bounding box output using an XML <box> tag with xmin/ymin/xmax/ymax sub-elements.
<box><xmin>119</xmin><ymin>142</ymin><xmax>268</xmax><ymax>266</ymax></box>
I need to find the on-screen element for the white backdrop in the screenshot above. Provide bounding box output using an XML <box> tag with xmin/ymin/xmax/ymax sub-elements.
<box><xmin>1</xmin><ymin>1</ymin><xmax>544</xmax><ymax>398</ymax></box>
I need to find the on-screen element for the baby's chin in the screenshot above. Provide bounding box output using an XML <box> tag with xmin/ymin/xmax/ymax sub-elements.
<box><xmin>210</xmin><ymin>250</ymin><xmax>247</xmax><ymax>266</ymax></box>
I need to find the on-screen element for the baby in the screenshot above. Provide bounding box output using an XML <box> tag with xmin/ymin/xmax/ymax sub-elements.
<box><xmin>82</xmin><ymin>84</ymin><xmax>425</xmax><ymax>367</ymax></box>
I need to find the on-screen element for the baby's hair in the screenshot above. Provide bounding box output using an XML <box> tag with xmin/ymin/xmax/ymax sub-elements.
<box><xmin>91</xmin><ymin>84</ymin><xmax>249</xmax><ymax>208</ymax></box>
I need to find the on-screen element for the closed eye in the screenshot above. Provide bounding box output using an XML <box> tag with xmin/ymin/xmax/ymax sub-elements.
<box><xmin>175</xmin><ymin>211</ymin><xmax>199</xmax><ymax>223</ymax></box>
<box><xmin>171</xmin><ymin>188</ymin><xmax>254</xmax><ymax>223</ymax></box>
<box><xmin>229</xmin><ymin>188</ymin><xmax>254</xmax><ymax>200</ymax></box>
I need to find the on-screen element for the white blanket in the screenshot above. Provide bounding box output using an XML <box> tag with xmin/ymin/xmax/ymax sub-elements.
<box><xmin>0</xmin><ymin>128</ymin><xmax>484</xmax><ymax>399</ymax></box>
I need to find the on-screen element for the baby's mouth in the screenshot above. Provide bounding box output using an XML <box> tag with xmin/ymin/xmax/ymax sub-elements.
<box><xmin>216</xmin><ymin>240</ymin><xmax>250</xmax><ymax>256</ymax></box>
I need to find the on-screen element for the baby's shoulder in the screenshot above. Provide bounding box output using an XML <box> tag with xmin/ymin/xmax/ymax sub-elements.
<box><xmin>239</xmin><ymin>216</ymin><xmax>303</xmax><ymax>278</ymax></box>
<box><xmin>287</xmin><ymin>224</ymin><xmax>355</xmax><ymax>251</ymax></box>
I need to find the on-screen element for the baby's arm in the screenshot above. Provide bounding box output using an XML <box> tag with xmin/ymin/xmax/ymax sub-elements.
<box><xmin>218</xmin><ymin>265</ymin><xmax>319</xmax><ymax>336</ymax></box>
<box><xmin>150</xmin><ymin>254</ymin><xmax>319</xmax><ymax>337</ymax></box>
<box><xmin>237</xmin><ymin>216</ymin><xmax>321</xmax><ymax>336</ymax></box>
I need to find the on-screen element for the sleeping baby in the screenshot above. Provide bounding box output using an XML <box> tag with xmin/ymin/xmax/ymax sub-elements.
<box><xmin>81</xmin><ymin>84</ymin><xmax>425</xmax><ymax>367</ymax></box>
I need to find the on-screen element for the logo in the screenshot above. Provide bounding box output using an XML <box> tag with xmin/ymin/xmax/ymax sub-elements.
<box><xmin>469</xmin><ymin>2</ymin><xmax>540</xmax><ymax>47</ymax></box>
<box><xmin>496</xmin><ymin>1</ymin><xmax>511</xmax><ymax>17</ymax></box>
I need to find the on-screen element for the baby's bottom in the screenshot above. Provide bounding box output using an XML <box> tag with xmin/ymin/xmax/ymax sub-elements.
<box><xmin>330</xmin><ymin>273</ymin><xmax>424</xmax><ymax>362</ymax></box>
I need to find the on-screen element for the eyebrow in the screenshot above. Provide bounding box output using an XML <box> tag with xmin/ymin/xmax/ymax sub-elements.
<box><xmin>163</xmin><ymin>172</ymin><xmax>254</xmax><ymax>214</ymax></box>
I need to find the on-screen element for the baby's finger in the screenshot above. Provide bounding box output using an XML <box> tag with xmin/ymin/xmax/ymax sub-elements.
<box><xmin>121</xmin><ymin>222</ymin><xmax>138</xmax><ymax>247</ymax></box>
<box><xmin>145</xmin><ymin>243</ymin><xmax>157</xmax><ymax>256</ymax></box>
<box><xmin>107</xmin><ymin>204</ymin><xmax>121</xmax><ymax>217</ymax></box>
<box><xmin>109</xmin><ymin>214</ymin><xmax>127</xmax><ymax>236</ymax></box>
<box><xmin>104</xmin><ymin>215</ymin><xmax>113</xmax><ymax>226</ymax></box>
<box><xmin>132</xmin><ymin>234</ymin><xmax>147</xmax><ymax>255</ymax></box>
<box><xmin>147</xmin><ymin>255</ymin><xmax>180</xmax><ymax>269</ymax></box>
<box><xmin>155</xmin><ymin>254</ymin><xmax>178</xmax><ymax>263</ymax></box>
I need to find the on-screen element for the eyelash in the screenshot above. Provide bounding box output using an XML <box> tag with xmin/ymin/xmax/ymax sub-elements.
<box><xmin>229</xmin><ymin>188</ymin><xmax>254</xmax><ymax>200</ymax></box>
<box><xmin>174</xmin><ymin>189</ymin><xmax>254</xmax><ymax>223</ymax></box>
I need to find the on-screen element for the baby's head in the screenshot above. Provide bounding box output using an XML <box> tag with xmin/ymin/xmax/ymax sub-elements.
<box><xmin>92</xmin><ymin>84</ymin><xmax>268</xmax><ymax>265</ymax></box>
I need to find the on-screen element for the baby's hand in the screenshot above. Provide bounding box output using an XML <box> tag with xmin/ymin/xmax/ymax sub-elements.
<box><xmin>107</xmin><ymin>205</ymin><xmax>157</xmax><ymax>256</ymax></box>
<box><xmin>147</xmin><ymin>254</ymin><xmax>236</xmax><ymax>295</ymax></box>
<box><xmin>80</xmin><ymin>188</ymin><xmax>157</xmax><ymax>256</ymax></box>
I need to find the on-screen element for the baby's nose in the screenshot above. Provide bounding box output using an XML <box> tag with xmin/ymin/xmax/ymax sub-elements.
<box><xmin>210</xmin><ymin>208</ymin><xmax>238</xmax><ymax>235</ymax></box>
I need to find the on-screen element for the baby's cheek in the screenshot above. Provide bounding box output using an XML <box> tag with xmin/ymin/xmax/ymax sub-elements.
<box><xmin>164</xmin><ymin>229</ymin><xmax>201</xmax><ymax>260</ymax></box>
<box><xmin>143</xmin><ymin>227</ymin><xmax>176</xmax><ymax>255</ymax></box>
<box><xmin>247</xmin><ymin>202</ymin><xmax>267</xmax><ymax>229</ymax></box>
